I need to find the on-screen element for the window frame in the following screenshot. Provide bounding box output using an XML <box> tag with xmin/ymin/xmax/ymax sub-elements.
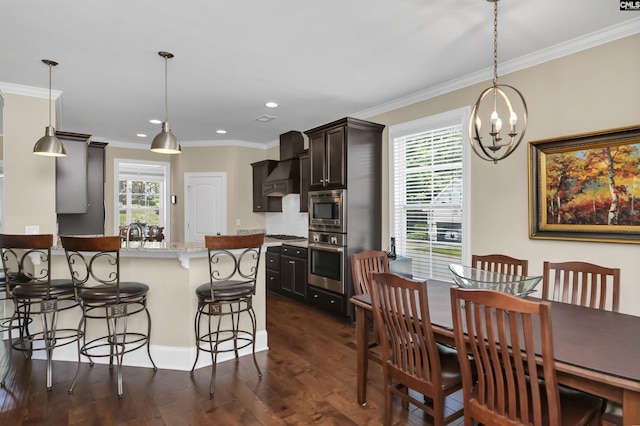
<box><xmin>388</xmin><ymin>107</ymin><xmax>471</xmax><ymax>280</ymax></box>
<box><xmin>113</xmin><ymin>159</ymin><xmax>171</xmax><ymax>241</ymax></box>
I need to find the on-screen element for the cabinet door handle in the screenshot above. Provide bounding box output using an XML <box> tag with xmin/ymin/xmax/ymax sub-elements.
<box><xmin>330</xmin><ymin>300</ymin><xmax>335</xmax><ymax>304</ymax></box>
<box><xmin>313</xmin><ymin>294</ymin><xmax>319</xmax><ymax>298</ymax></box>
<box><xmin>288</xmin><ymin>260</ymin><xmax>295</xmax><ymax>264</ymax></box>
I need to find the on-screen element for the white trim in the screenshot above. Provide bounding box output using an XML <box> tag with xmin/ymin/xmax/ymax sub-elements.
<box><xmin>388</xmin><ymin>106</ymin><xmax>471</xmax><ymax>267</ymax></box>
<box><xmin>113</xmin><ymin>158</ymin><xmax>172</xmax><ymax>241</ymax></box>
<box><xmin>355</xmin><ymin>17</ymin><xmax>640</xmax><ymax>120</ymax></box>
<box><xmin>31</xmin><ymin>330</ymin><xmax>269</xmax><ymax>372</ymax></box>
<box><xmin>0</xmin><ymin>82</ymin><xmax>62</xmax><ymax>99</ymax></box>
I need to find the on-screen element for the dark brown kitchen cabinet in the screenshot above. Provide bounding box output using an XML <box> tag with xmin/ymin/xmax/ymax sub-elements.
<box><xmin>251</xmin><ymin>160</ymin><xmax>282</xmax><ymax>212</ymax></box>
<box><xmin>265</xmin><ymin>246</ymin><xmax>281</xmax><ymax>291</ymax></box>
<box><xmin>305</xmin><ymin>117</ymin><xmax>384</xmax><ymax>191</ymax></box>
<box><xmin>280</xmin><ymin>245</ymin><xmax>307</xmax><ymax>301</ymax></box>
<box><xmin>308</xmin><ymin>126</ymin><xmax>345</xmax><ymax>189</ymax></box>
<box><xmin>55</xmin><ymin>131</ymin><xmax>91</xmax><ymax>213</ymax></box>
<box><xmin>299</xmin><ymin>150</ymin><xmax>310</xmax><ymax>212</ymax></box>
<box><xmin>57</xmin><ymin>141</ymin><xmax>107</xmax><ymax>236</ymax></box>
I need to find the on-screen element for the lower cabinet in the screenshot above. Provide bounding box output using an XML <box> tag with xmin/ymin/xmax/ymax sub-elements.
<box><xmin>307</xmin><ymin>286</ymin><xmax>344</xmax><ymax>316</ymax></box>
<box><xmin>266</xmin><ymin>246</ymin><xmax>281</xmax><ymax>291</ymax></box>
<box><xmin>280</xmin><ymin>245</ymin><xmax>307</xmax><ymax>301</ymax></box>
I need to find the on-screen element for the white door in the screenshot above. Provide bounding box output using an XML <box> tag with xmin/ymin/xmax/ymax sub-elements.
<box><xmin>184</xmin><ymin>173</ymin><xmax>226</xmax><ymax>242</ymax></box>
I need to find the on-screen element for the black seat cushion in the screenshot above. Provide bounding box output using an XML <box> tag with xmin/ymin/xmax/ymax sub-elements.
<box><xmin>79</xmin><ymin>281</ymin><xmax>149</xmax><ymax>303</ymax></box>
<box><xmin>195</xmin><ymin>281</ymin><xmax>254</xmax><ymax>302</ymax></box>
<box><xmin>11</xmin><ymin>278</ymin><xmax>75</xmax><ymax>299</ymax></box>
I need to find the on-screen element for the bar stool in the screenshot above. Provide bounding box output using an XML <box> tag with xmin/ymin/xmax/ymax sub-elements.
<box><xmin>190</xmin><ymin>233</ymin><xmax>264</xmax><ymax>396</ymax></box>
<box><xmin>61</xmin><ymin>235</ymin><xmax>157</xmax><ymax>397</ymax></box>
<box><xmin>0</xmin><ymin>234</ymin><xmax>80</xmax><ymax>390</ymax></box>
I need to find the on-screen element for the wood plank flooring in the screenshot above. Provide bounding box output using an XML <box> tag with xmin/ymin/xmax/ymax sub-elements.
<box><xmin>0</xmin><ymin>291</ymin><xmax>464</xmax><ymax>425</ymax></box>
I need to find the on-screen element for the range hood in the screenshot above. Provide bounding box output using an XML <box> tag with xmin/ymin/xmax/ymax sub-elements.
<box><xmin>262</xmin><ymin>159</ymin><xmax>300</xmax><ymax>197</ymax></box>
<box><xmin>262</xmin><ymin>130</ymin><xmax>304</xmax><ymax>197</ymax></box>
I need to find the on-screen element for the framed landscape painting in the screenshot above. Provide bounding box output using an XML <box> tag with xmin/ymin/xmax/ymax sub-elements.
<box><xmin>529</xmin><ymin>124</ymin><xmax>640</xmax><ymax>244</ymax></box>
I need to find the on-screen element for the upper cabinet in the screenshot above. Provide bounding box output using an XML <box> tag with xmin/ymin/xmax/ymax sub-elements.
<box><xmin>305</xmin><ymin>117</ymin><xmax>385</xmax><ymax>191</ymax></box>
<box><xmin>299</xmin><ymin>150</ymin><xmax>310</xmax><ymax>212</ymax></box>
<box><xmin>57</xmin><ymin>142</ymin><xmax>107</xmax><ymax>236</ymax></box>
<box><xmin>251</xmin><ymin>160</ymin><xmax>282</xmax><ymax>212</ymax></box>
<box><xmin>55</xmin><ymin>132</ymin><xmax>91</xmax><ymax>213</ymax></box>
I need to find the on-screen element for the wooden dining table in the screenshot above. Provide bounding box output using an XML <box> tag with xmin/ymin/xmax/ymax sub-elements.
<box><xmin>350</xmin><ymin>279</ymin><xmax>640</xmax><ymax>425</ymax></box>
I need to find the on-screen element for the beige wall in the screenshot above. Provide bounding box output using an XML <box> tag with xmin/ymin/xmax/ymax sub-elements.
<box><xmin>369</xmin><ymin>33</ymin><xmax>640</xmax><ymax>315</ymax></box>
<box><xmin>105</xmin><ymin>145</ymin><xmax>269</xmax><ymax>242</ymax></box>
<box><xmin>3</xmin><ymin>93</ymin><xmax>57</xmax><ymax>234</ymax></box>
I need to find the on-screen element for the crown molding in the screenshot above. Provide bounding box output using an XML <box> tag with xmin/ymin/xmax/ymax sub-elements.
<box><xmin>0</xmin><ymin>82</ymin><xmax>62</xmax><ymax>99</ymax></box>
<box><xmin>354</xmin><ymin>17</ymin><xmax>640</xmax><ymax>119</ymax></box>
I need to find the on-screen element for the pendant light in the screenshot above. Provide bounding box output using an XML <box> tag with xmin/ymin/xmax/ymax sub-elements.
<box><xmin>469</xmin><ymin>0</ymin><xmax>528</xmax><ymax>164</ymax></box>
<box><xmin>33</xmin><ymin>59</ymin><xmax>67</xmax><ymax>157</ymax></box>
<box><xmin>150</xmin><ymin>51</ymin><xmax>181</xmax><ymax>154</ymax></box>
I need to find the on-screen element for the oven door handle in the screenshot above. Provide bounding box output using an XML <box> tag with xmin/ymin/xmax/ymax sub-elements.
<box><xmin>308</xmin><ymin>243</ymin><xmax>344</xmax><ymax>253</ymax></box>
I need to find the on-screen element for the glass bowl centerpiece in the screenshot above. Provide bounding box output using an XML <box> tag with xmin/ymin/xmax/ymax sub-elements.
<box><xmin>449</xmin><ymin>263</ymin><xmax>542</xmax><ymax>297</ymax></box>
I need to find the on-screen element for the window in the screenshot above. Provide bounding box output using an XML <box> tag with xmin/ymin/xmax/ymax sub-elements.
<box><xmin>114</xmin><ymin>159</ymin><xmax>171</xmax><ymax>240</ymax></box>
<box><xmin>389</xmin><ymin>108</ymin><xmax>470</xmax><ymax>281</ymax></box>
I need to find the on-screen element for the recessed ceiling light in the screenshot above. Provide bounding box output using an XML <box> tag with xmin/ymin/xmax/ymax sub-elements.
<box><xmin>265</xmin><ymin>102</ymin><xmax>278</xmax><ymax>108</ymax></box>
<box><xmin>149</xmin><ymin>119</ymin><xmax>162</xmax><ymax>124</ymax></box>
<box><xmin>137</xmin><ymin>133</ymin><xmax>147</xmax><ymax>138</ymax></box>
<box><xmin>255</xmin><ymin>114</ymin><xmax>277</xmax><ymax>122</ymax></box>
<box><xmin>216</xmin><ymin>129</ymin><xmax>227</xmax><ymax>134</ymax></box>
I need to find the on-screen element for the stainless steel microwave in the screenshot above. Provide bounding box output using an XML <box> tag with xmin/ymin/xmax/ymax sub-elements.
<box><xmin>308</xmin><ymin>189</ymin><xmax>346</xmax><ymax>233</ymax></box>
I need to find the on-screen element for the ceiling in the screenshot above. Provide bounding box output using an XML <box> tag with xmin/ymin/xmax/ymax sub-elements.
<box><xmin>1</xmin><ymin>1</ymin><xmax>639</xmax><ymax>149</ymax></box>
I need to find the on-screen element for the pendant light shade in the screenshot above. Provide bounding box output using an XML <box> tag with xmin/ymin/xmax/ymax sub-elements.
<box><xmin>33</xmin><ymin>59</ymin><xmax>66</xmax><ymax>157</ymax></box>
<box><xmin>150</xmin><ymin>51</ymin><xmax>181</xmax><ymax>154</ymax></box>
<box><xmin>468</xmin><ymin>0</ymin><xmax>528</xmax><ymax>164</ymax></box>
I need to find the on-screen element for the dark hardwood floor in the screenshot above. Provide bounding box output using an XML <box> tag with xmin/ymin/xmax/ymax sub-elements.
<box><xmin>0</xmin><ymin>291</ymin><xmax>464</xmax><ymax>425</ymax></box>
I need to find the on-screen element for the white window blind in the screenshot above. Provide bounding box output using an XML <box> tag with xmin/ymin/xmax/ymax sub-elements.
<box><xmin>392</xmin><ymin>123</ymin><xmax>463</xmax><ymax>281</ymax></box>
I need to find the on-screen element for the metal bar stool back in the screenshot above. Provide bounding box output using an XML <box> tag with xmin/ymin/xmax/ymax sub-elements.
<box><xmin>0</xmin><ymin>233</ymin><xmax>79</xmax><ymax>390</ymax></box>
<box><xmin>61</xmin><ymin>235</ymin><xmax>157</xmax><ymax>397</ymax></box>
<box><xmin>190</xmin><ymin>233</ymin><xmax>265</xmax><ymax>396</ymax></box>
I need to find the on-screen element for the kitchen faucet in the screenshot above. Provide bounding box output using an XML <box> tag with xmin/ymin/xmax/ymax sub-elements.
<box><xmin>125</xmin><ymin>222</ymin><xmax>146</xmax><ymax>248</ymax></box>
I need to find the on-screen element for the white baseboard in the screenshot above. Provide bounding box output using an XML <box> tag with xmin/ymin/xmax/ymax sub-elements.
<box><xmin>25</xmin><ymin>330</ymin><xmax>269</xmax><ymax>372</ymax></box>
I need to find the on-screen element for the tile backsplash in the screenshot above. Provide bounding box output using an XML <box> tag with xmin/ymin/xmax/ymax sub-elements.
<box><xmin>265</xmin><ymin>194</ymin><xmax>308</xmax><ymax>237</ymax></box>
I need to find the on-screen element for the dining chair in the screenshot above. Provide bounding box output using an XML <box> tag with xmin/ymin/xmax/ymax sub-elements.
<box><xmin>351</xmin><ymin>250</ymin><xmax>388</xmax><ymax>341</ymax></box>
<box><xmin>0</xmin><ymin>234</ymin><xmax>80</xmax><ymax>390</ymax></box>
<box><xmin>450</xmin><ymin>287</ymin><xmax>602</xmax><ymax>426</ymax></box>
<box><xmin>61</xmin><ymin>235</ymin><xmax>157</xmax><ymax>397</ymax></box>
<box><xmin>190</xmin><ymin>233</ymin><xmax>264</xmax><ymax>396</ymax></box>
<box><xmin>542</xmin><ymin>261</ymin><xmax>620</xmax><ymax>312</ymax></box>
<box><xmin>370</xmin><ymin>272</ymin><xmax>464</xmax><ymax>426</ymax></box>
<box><xmin>471</xmin><ymin>253</ymin><xmax>528</xmax><ymax>276</ymax></box>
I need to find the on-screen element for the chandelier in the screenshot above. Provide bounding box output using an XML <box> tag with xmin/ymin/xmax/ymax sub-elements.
<box><xmin>469</xmin><ymin>0</ymin><xmax>528</xmax><ymax>163</ymax></box>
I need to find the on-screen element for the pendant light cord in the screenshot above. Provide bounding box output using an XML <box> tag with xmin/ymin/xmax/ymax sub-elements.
<box><xmin>493</xmin><ymin>0</ymin><xmax>499</xmax><ymax>86</ymax></box>
<box><xmin>164</xmin><ymin>56</ymin><xmax>169</xmax><ymax>122</ymax></box>
<box><xmin>48</xmin><ymin>62</ymin><xmax>52</xmax><ymax>126</ymax></box>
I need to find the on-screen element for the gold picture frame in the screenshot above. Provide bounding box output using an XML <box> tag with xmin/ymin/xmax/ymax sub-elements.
<box><xmin>529</xmin><ymin>124</ymin><xmax>640</xmax><ymax>244</ymax></box>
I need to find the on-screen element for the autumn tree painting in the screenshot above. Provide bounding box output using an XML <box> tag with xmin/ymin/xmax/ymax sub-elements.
<box><xmin>545</xmin><ymin>143</ymin><xmax>640</xmax><ymax>226</ymax></box>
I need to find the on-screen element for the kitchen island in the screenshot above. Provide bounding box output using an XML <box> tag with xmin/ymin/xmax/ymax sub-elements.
<box><xmin>41</xmin><ymin>241</ymin><xmax>272</xmax><ymax>371</ymax></box>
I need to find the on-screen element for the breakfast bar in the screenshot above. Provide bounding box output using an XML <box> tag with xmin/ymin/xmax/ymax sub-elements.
<box><xmin>41</xmin><ymin>241</ymin><xmax>270</xmax><ymax>371</ymax></box>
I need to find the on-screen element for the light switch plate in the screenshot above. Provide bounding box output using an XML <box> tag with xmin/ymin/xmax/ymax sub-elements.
<box><xmin>25</xmin><ymin>225</ymin><xmax>40</xmax><ymax>234</ymax></box>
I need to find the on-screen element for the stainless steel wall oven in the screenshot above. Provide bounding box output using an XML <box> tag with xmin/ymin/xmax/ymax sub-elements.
<box><xmin>307</xmin><ymin>231</ymin><xmax>346</xmax><ymax>294</ymax></box>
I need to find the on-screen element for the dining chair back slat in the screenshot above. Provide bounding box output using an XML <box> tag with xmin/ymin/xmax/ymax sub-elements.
<box><xmin>542</xmin><ymin>261</ymin><xmax>620</xmax><ymax>312</ymax></box>
<box><xmin>471</xmin><ymin>254</ymin><xmax>528</xmax><ymax>277</ymax></box>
